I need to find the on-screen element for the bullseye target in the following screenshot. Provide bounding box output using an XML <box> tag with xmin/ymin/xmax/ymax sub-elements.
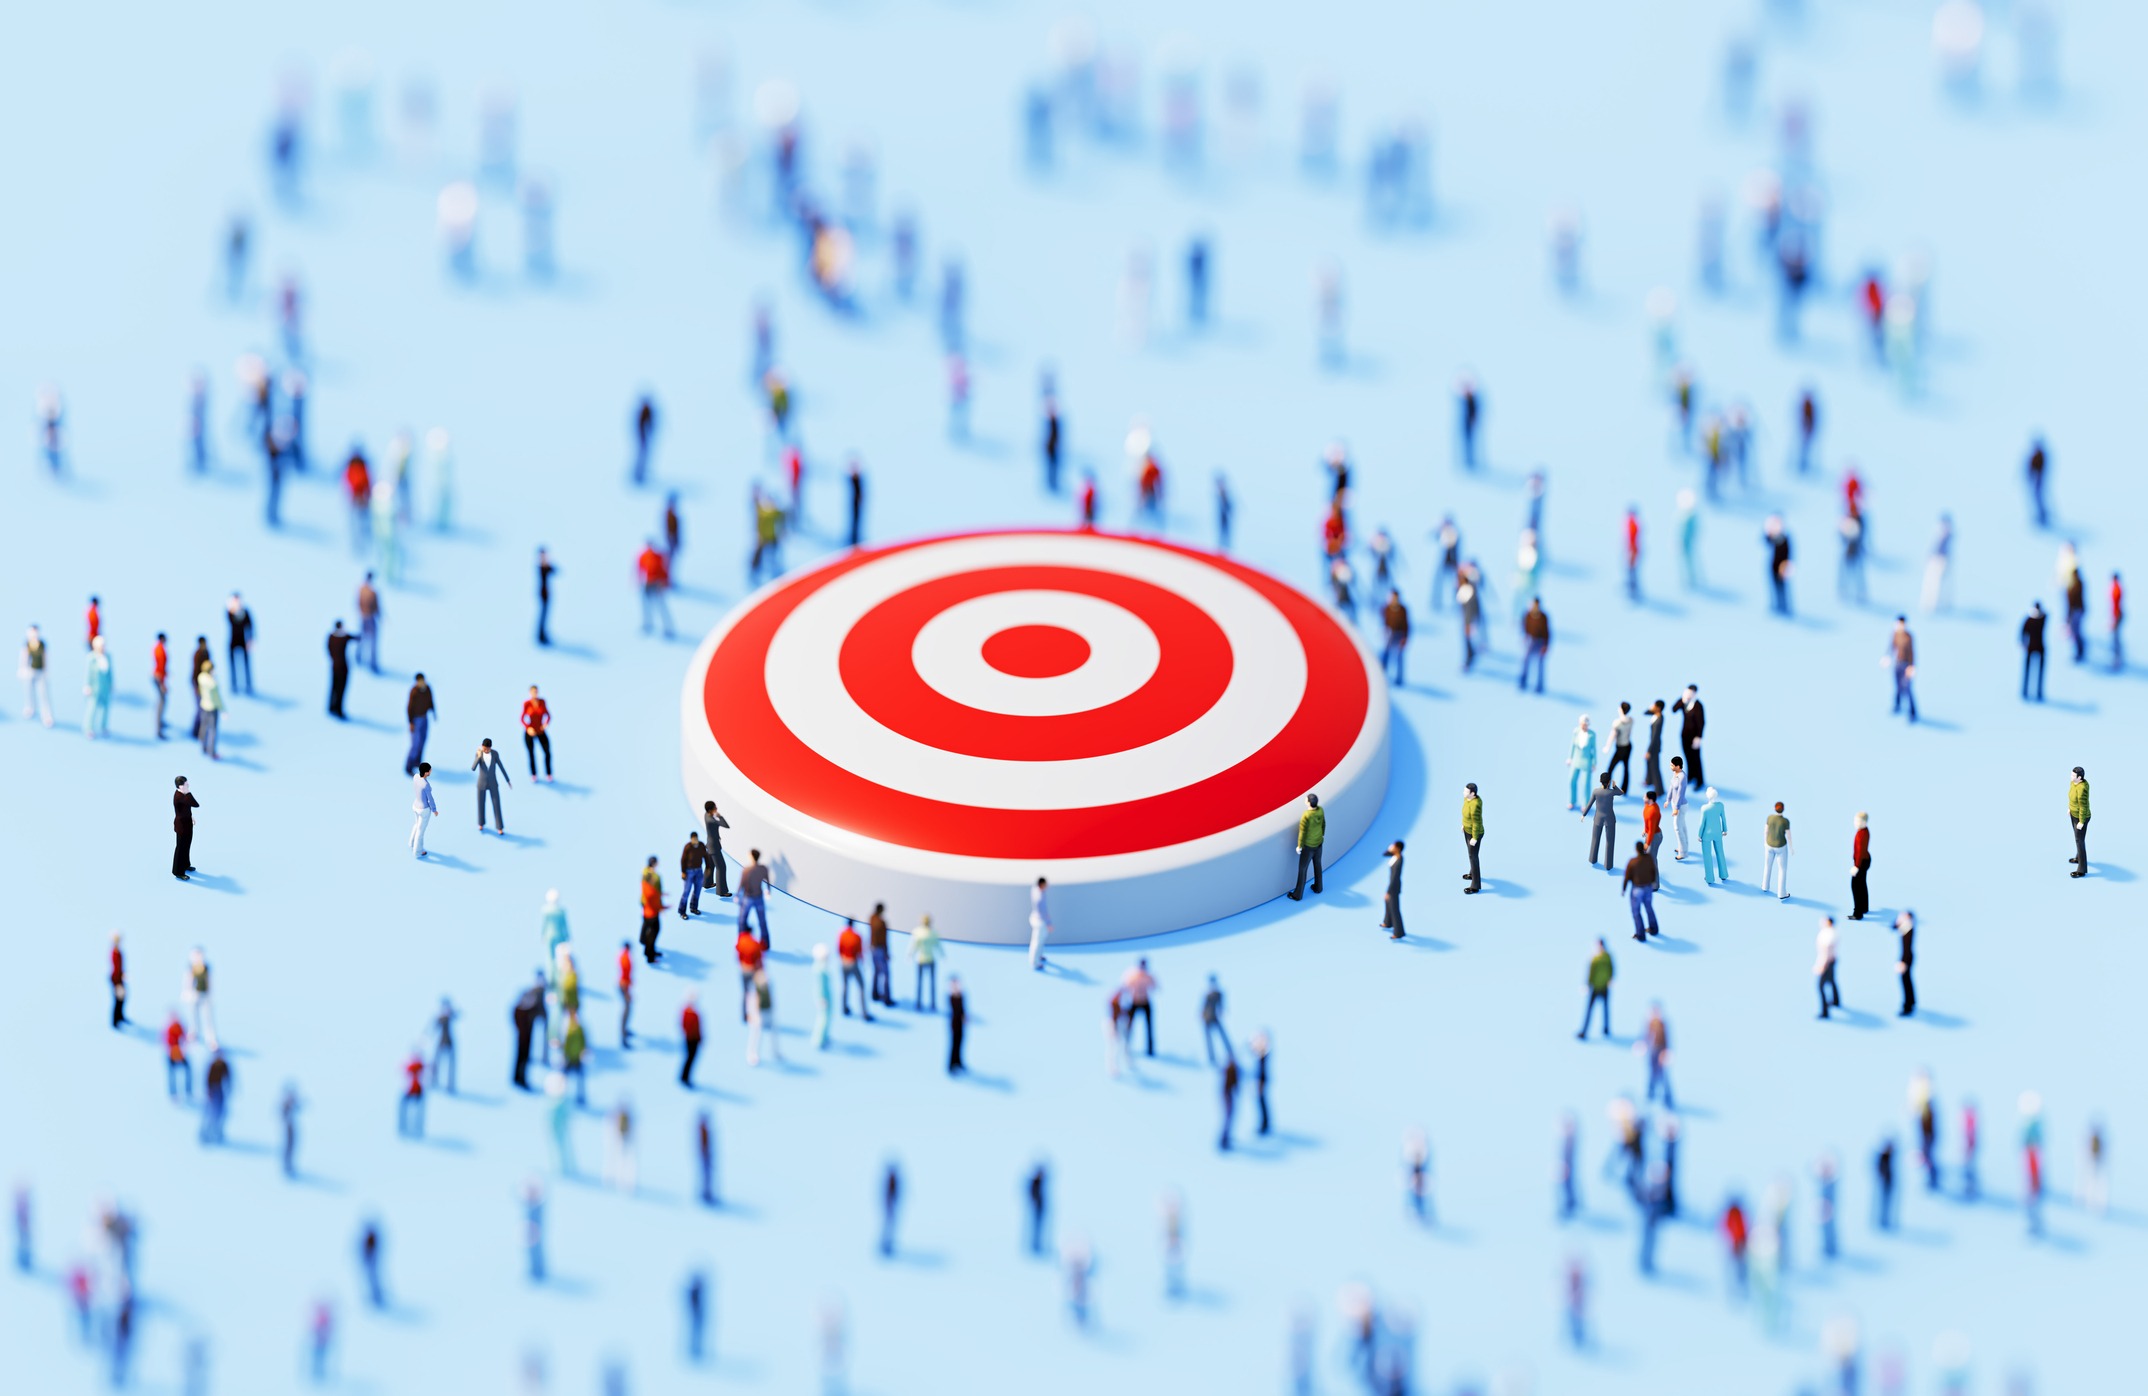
<box><xmin>681</xmin><ymin>529</ymin><xmax>1390</xmax><ymax>943</ymax></box>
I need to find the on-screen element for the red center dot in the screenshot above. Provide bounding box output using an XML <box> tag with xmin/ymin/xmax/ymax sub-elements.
<box><xmin>979</xmin><ymin>624</ymin><xmax>1091</xmax><ymax>679</ymax></box>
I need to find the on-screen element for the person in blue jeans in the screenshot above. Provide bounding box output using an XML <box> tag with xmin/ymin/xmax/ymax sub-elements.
<box><xmin>1520</xmin><ymin>598</ymin><xmax>1550</xmax><ymax>692</ymax></box>
<box><xmin>678</xmin><ymin>832</ymin><xmax>708</xmax><ymax>917</ymax></box>
<box><xmin>1697</xmin><ymin>787</ymin><xmax>1728</xmax><ymax>884</ymax></box>
<box><xmin>1621</xmin><ymin>841</ymin><xmax>1659</xmax><ymax>940</ymax></box>
<box><xmin>736</xmin><ymin>848</ymin><xmax>772</xmax><ymax>946</ymax></box>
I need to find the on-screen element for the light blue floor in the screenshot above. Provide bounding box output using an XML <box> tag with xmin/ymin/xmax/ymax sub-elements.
<box><xmin>4</xmin><ymin>1</ymin><xmax>2144</xmax><ymax>1392</ymax></box>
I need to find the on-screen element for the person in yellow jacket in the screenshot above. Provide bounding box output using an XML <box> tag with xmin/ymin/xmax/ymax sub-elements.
<box><xmin>1462</xmin><ymin>783</ymin><xmax>1485</xmax><ymax>893</ymax></box>
<box><xmin>2069</xmin><ymin>766</ymin><xmax>2091</xmax><ymax>876</ymax></box>
<box><xmin>1286</xmin><ymin>793</ymin><xmax>1326</xmax><ymax>901</ymax></box>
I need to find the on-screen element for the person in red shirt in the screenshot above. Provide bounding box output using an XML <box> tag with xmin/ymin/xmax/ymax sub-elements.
<box><xmin>616</xmin><ymin>940</ymin><xmax>635</xmax><ymax>1047</ymax></box>
<box><xmin>735</xmin><ymin>930</ymin><xmax>764</xmax><ymax>1022</ymax></box>
<box><xmin>1641</xmin><ymin>789</ymin><xmax>1663</xmax><ymax>860</ymax></box>
<box><xmin>165</xmin><ymin>1016</ymin><xmax>191</xmax><ymax>1097</ymax></box>
<box><xmin>837</xmin><ymin>919</ymin><xmax>872</xmax><ymax>1021</ymax></box>
<box><xmin>108</xmin><ymin>933</ymin><xmax>127</xmax><ymax>1028</ymax></box>
<box><xmin>150</xmin><ymin>632</ymin><xmax>169</xmax><ymax>740</ymax></box>
<box><xmin>85</xmin><ymin>596</ymin><xmax>101</xmax><ymax>649</ymax></box>
<box><xmin>344</xmin><ymin>448</ymin><xmax>373</xmax><ymax>555</ymax></box>
<box><xmin>1721</xmin><ymin>1199</ymin><xmax>1750</xmax><ymax>1296</ymax></box>
<box><xmin>638</xmin><ymin>857</ymin><xmax>665</xmax><ymax>963</ymax></box>
<box><xmin>637</xmin><ymin>543</ymin><xmax>674</xmax><ymax>638</ymax></box>
<box><xmin>398</xmin><ymin>1053</ymin><xmax>425</xmax><ymax>1137</ymax></box>
<box><xmin>1623</xmin><ymin>510</ymin><xmax>1642</xmax><ymax>601</ymax></box>
<box><xmin>1077</xmin><ymin>471</ymin><xmax>1098</xmax><ymax>529</ymax></box>
<box><xmin>1850</xmin><ymin>811</ymin><xmax>1872</xmax><ymax>920</ymax></box>
<box><xmin>2112</xmin><ymin>572</ymin><xmax>2126</xmax><ymax>672</ymax></box>
<box><xmin>521</xmin><ymin>686</ymin><xmax>553</xmax><ymax>781</ymax></box>
<box><xmin>679</xmin><ymin>995</ymin><xmax>704</xmax><ymax>1087</ymax></box>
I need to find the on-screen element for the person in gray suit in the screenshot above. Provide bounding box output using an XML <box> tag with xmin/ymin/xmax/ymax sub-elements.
<box><xmin>1377</xmin><ymin>840</ymin><xmax>1406</xmax><ymax>939</ymax></box>
<box><xmin>1586</xmin><ymin>772</ymin><xmax>1619</xmax><ymax>870</ymax></box>
<box><xmin>473</xmin><ymin>737</ymin><xmax>512</xmax><ymax>833</ymax></box>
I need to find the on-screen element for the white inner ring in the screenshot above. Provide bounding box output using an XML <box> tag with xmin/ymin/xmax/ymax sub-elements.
<box><xmin>911</xmin><ymin>590</ymin><xmax>1159</xmax><ymax>717</ymax></box>
<box><xmin>764</xmin><ymin>534</ymin><xmax>1306</xmax><ymax>811</ymax></box>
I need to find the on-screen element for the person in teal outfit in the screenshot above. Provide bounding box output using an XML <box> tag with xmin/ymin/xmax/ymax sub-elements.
<box><xmin>1566</xmin><ymin>715</ymin><xmax>1598</xmax><ymax>811</ymax></box>
<box><xmin>1697</xmin><ymin>787</ymin><xmax>1729</xmax><ymax>884</ymax></box>
<box><xmin>82</xmin><ymin>635</ymin><xmax>112</xmax><ymax>737</ymax></box>
<box><xmin>812</xmin><ymin>943</ymin><xmax>834</xmax><ymax>1050</ymax></box>
<box><xmin>1677</xmin><ymin>488</ymin><xmax>1701</xmax><ymax>589</ymax></box>
<box><xmin>545</xmin><ymin>1070</ymin><xmax>574</xmax><ymax>1175</ymax></box>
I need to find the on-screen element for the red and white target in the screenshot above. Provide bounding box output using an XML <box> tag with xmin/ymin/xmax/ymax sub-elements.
<box><xmin>681</xmin><ymin>529</ymin><xmax>1390</xmax><ymax>943</ymax></box>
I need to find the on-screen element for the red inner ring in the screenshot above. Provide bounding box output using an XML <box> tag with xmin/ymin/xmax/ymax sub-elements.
<box><xmin>706</xmin><ymin>531</ymin><xmax>1369</xmax><ymax>860</ymax></box>
<box><xmin>981</xmin><ymin>624</ymin><xmax>1090</xmax><ymax>678</ymax></box>
<box><xmin>839</xmin><ymin>566</ymin><xmax>1230</xmax><ymax>761</ymax></box>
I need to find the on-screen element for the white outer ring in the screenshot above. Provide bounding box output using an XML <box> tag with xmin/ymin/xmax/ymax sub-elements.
<box><xmin>762</xmin><ymin>534</ymin><xmax>1305</xmax><ymax>810</ymax></box>
<box><xmin>911</xmin><ymin>589</ymin><xmax>1158</xmax><ymax>717</ymax></box>
<box><xmin>681</xmin><ymin>534</ymin><xmax>1391</xmax><ymax>945</ymax></box>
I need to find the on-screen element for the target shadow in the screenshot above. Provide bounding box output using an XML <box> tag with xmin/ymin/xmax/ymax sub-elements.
<box><xmin>1090</xmin><ymin>711</ymin><xmax>1432</xmax><ymax>952</ymax></box>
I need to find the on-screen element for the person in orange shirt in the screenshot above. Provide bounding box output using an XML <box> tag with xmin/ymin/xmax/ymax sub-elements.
<box><xmin>637</xmin><ymin>542</ymin><xmax>674</xmax><ymax>638</ymax></box>
<box><xmin>85</xmin><ymin>596</ymin><xmax>101</xmax><ymax>649</ymax></box>
<box><xmin>151</xmin><ymin>632</ymin><xmax>169</xmax><ymax>740</ymax></box>
<box><xmin>1642</xmin><ymin>788</ymin><xmax>1663</xmax><ymax>861</ymax></box>
<box><xmin>344</xmin><ymin>447</ymin><xmax>373</xmax><ymax>556</ymax></box>
<box><xmin>165</xmin><ymin>1015</ymin><xmax>191</xmax><ymax>1097</ymax></box>
<box><xmin>617</xmin><ymin>941</ymin><xmax>635</xmax><ymax>1048</ymax></box>
<box><xmin>637</xmin><ymin>857</ymin><xmax>665</xmax><ymax>963</ymax></box>
<box><xmin>734</xmin><ymin>930</ymin><xmax>764</xmax><ymax>1023</ymax></box>
<box><xmin>2112</xmin><ymin>572</ymin><xmax>2126</xmax><ymax>672</ymax></box>
<box><xmin>398</xmin><ymin>1052</ymin><xmax>425</xmax><ymax>1138</ymax></box>
<box><xmin>837</xmin><ymin>920</ymin><xmax>872</xmax><ymax>1021</ymax></box>
<box><xmin>521</xmin><ymin>685</ymin><xmax>553</xmax><ymax>781</ymax></box>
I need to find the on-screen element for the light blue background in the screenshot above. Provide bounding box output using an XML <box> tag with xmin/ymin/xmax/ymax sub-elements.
<box><xmin>3</xmin><ymin>1</ymin><xmax>2142</xmax><ymax>1392</ymax></box>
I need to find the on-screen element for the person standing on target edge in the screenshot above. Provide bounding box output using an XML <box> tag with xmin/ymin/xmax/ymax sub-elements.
<box><xmin>1286</xmin><ymin>793</ymin><xmax>1325</xmax><ymax>900</ymax></box>
<box><xmin>2069</xmin><ymin>766</ymin><xmax>2090</xmax><ymax>876</ymax></box>
<box><xmin>700</xmin><ymin>802</ymin><xmax>732</xmax><ymax>897</ymax></box>
<box><xmin>1378</xmin><ymin>840</ymin><xmax>1406</xmax><ymax>939</ymax></box>
<box><xmin>678</xmin><ymin>831</ymin><xmax>708</xmax><ymax>917</ymax></box>
<box><xmin>1028</xmin><ymin>876</ymin><xmax>1052</xmax><ymax>971</ymax></box>
<box><xmin>1461</xmin><ymin>783</ymin><xmax>1484</xmax><ymax>893</ymax></box>
<box><xmin>737</xmin><ymin>849</ymin><xmax>771</xmax><ymax>947</ymax></box>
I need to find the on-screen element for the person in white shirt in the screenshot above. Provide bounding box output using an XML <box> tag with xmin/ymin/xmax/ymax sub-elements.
<box><xmin>1666</xmin><ymin>756</ymin><xmax>1690</xmax><ymax>860</ymax></box>
<box><xmin>1606</xmin><ymin>702</ymin><xmax>1636</xmax><ymax>794</ymax></box>
<box><xmin>410</xmin><ymin>762</ymin><xmax>438</xmax><ymax>858</ymax></box>
<box><xmin>1814</xmin><ymin>917</ymin><xmax>1841</xmax><ymax>1019</ymax></box>
<box><xmin>1027</xmin><ymin>877</ymin><xmax>1052</xmax><ymax>971</ymax></box>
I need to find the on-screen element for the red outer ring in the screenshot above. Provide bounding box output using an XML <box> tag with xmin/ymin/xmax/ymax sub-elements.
<box><xmin>705</xmin><ymin>531</ymin><xmax>1369</xmax><ymax>861</ymax></box>
<box><xmin>838</xmin><ymin>565</ymin><xmax>1231</xmax><ymax>761</ymax></box>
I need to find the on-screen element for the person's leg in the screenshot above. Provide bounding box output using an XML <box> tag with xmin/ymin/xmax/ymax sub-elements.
<box><xmin>1466</xmin><ymin>833</ymin><xmax>1482</xmax><ymax>889</ymax></box>
<box><xmin>538</xmin><ymin>731</ymin><xmax>553</xmax><ymax>776</ymax></box>
<box><xmin>1289</xmin><ymin>846</ymin><xmax>1311</xmax><ymax>898</ymax></box>
<box><xmin>1643</xmin><ymin>888</ymin><xmax>1658</xmax><ymax>934</ymax></box>
<box><xmin>525</xmin><ymin>733</ymin><xmax>540</xmax><ymax>777</ymax></box>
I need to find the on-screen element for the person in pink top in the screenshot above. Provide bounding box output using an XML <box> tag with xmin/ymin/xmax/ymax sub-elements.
<box><xmin>1120</xmin><ymin>959</ymin><xmax>1157</xmax><ymax>1058</ymax></box>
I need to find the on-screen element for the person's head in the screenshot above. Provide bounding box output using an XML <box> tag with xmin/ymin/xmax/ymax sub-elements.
<box><xmin>418</xmin><ymin>762</ymin><xmax>431</xmax><ymax>777</ymax></box>
<box><xmin>1856</xmin><ymin>811</ymin><xmax>1868</xmax><ymax>828</ymax></box>
<box><xmin>2033</xmin><ymin>600</ymin><xmax>2044</xmax><ymax>614</ymax></box>
<box><xmin>1306</xmin><ymin>793</ymin><xmax>1320</xmax><ymax>809</ymax></box>
<box><xmin>1897</xmin><ymin>909</ymin><xmax>1915</xmax><ymax>929</ymax></box>
<box><xmin>749</xmin><ymin>848</ymin><xmax>762</xmax><ymax>863</ymax></box>
<box><xmin>89</xmin><ymin>595</ymin><xmax>99</xmax><ymax>607</ymax></box>
<box><xmin>414</xmin><ymin>671</ymin><xmax>426</xmax><ymax>683</ymax></box>
<box><xmin>703</xmin><ymin>800</ymin><xmax>716</xmax><ymax>814</ymax></box>
<box><xmin>2074</xmin><ymin>765</ymin><xmax>2086</xmax><ymax>781</ymax></box>
<box><xmin>1619</xmin><ymin>701</ymin><xmax>1631</xmax><ymax>714</ymax></box>
<box><xmin>1634</xmin><ymin>841</ymin><xmax>1646</xmax><ymax>855</ymax></box>
<box><xmin>646</xmin><ymin>855</ymin><xmax>658</xmax><ymax>868</ymax></box>
<box><xmin>91</xmin><ymin>635</ymin><xmax>104</xmax><ymax>653</ymax></box>
<box><xmin>1705</xmin><ymin>787</ymin><xmax>1718</xmax><ymax>801</ymax></box>
<box><xmin>1464</xmin><ymin>782</ymin><xmax>1477</xmax><ymax>795</ymax></box>
<box><xmin>688</xmin><ymin>831</ymin><xmax>701</xmax><ymax>843</ymax></box>
<box><xmin>1036</xmin><ymin>876</ymin><xmax>1047</xmax><ymax>888</ymax></box>
<box><xmin>331</xmin><ymin>620</ymin><xmax>344</xmax><ymax>632</ymax></box>
<box><xmin>1670</xmin><ymin>756</ymin><xmax>1683</xmax><ymax>771</ymax></box>
<box><xmin>480</xmin><ymin>738</ymin><xmax>493</xmax><ymax>750</ymax></box>
<box><xmin>1645</xmin><ymin>789</ymin><xmax>1659</xmax><ymax>802</ymax></box>
<box><xmin>156</xmin><ymin>630</ymin><xmax>167</xmax><ymax>642</ymax></box>
<box><xmin>1599</xmin><ymin>772</ymin><xmax>1612</xmax><ymax>788</ymax></box>
<box><xmin>529</xmin><ymin>685</ymin><xmax>540</xmax><ymax>698</ymax></box>
<box><xmin>948</xmin><ymin>975</ymin><xmax>963</xmax><ymax>994</ymax></box>
<box><xmin>1595</xmin><ymin>938</ymin><xmax>1607</xmax><ymax>952</ymax></box>
<box><xmin>1649</xmin><ymin>699</ymin><xmax>1663</xmax><ymax>713</ymax></box>
<box><xmin>545</xmin><ymin>888</ymin><xmax>559</xmax><ymax>904</ymax></box>
<box><xmin>1820</xmin><ymin>915</ymin><xmax>1834</xmax><ymax>930</ymax></box>
<box><xmin>873</xmin><ymin>901</ymin><xmax>885</xmax><ymax>916</ymax></box>
<box><xmin>1773</xmin><ymin>801</ymin><xmax>1784</xmax><ymax>813</ymax></box>
<box><xmin>1896</xmin><ymin>613</ymin><xmax>1908</xmax><ymax>626</ymax></box>
<box><xmin>1578</xmin><ymin>714</ymin><xmax>1591</xmax><ymax>729</ymax></box>
<box><xmin>813</xmin><ymin>943</ymin><xmax>828</xmax><ymax>964</ymax></box>
<box><xmin>1684</xmin><ymin>684</ymin><xmax>1698</xmax><ymax>699</ymax></box>
<box><xmin>1388</xmin><ymin>840</ymin><xmax>1404</xmax><ymax>855</ymax></box>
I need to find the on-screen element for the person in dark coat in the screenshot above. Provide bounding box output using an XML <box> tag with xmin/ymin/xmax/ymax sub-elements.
<box><xmin>1894</xmin><ymin>911</ymin><xmax>1917</xmax><ymax>1017</ymax></box>
<box><xmin>2021</xmin><ymin>602</ymin><xmax>2048</xmax><ymax>701</ymax></box>
<box><xmin>326</xmin><ymin>622</ymin><xmax>353</xmax><ymax>717</ymax></box>
<box><xmin>1671</xmin><ymin>685</ymin><xmax>1705</xmax><ymax>788</ymax></box>
<box><xmin>172</xmin><ymin>777</ymin><xmax>200</xmax><ymax>879</ymax></box>
<box><xmin>511</xmin><ymin>973</ymin><xmax>547</xmax><ymax>1090</ymax></box>
<box><xmin>947</xmin><ymin>977</ymin><xmax>967</xmax><ymax>1074</ymax></box>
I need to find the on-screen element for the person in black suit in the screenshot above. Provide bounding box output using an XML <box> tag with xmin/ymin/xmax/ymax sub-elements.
<box><xmin>2021</xmin><ymin>602</ymin><xmax>2047</xmax><ymax>701</ymax></box>
<box><xmin>946</xmin><ymin>976</ymin><xmax>967</xmax><ymax>1074</ymax></box>
<box><xmin>1378</xmin><ymin>840</ymin><xmax>1406</xmax><ymax>939</ymax></box>
<box><xmin>1671</xmin><ymin>685</ymin><xmax>1706</xmax><ymax>788</ymax></box>
<box><xmin>172</xmin><ymin>777</ymin><xmax>200</xmax><ymax>880</ymax></box>
<box><xmin>1894</xmin><ymin>911</ymin><xmax>1917</xmax><ymax>1017</ymax></box>
<box><xmin>326</xmin><ymin>621</ymin><xmax>353</xmax><ymax>717</ymax></box>
<box><xmin>511</xmin><ymin>973</ymin><xmax>547</xmax><ymax>1090</ymax></box>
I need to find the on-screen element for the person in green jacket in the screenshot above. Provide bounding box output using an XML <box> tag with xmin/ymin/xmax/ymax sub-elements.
<box><xmin>561</xmin><ymin>1010</ymin><xmax>588</xmax><ymax>1106</ymax></box>
<box><xmin>1566</xmin><ymin>716</ymin><xmax>1598</xmax><ymax>811</ymax></box>
<box><xmin>1579</xmin><ymin>939</ymin><xmax>1613</xmax><ymax>1040</ymax></box>
<box><xmin>1287</xmin><ymin>793</ymin><xmax>1327</xmax><ymax>901</ymax></box>
<box><xmin>2069</xmin><ymin>766</ymin><xmax>2090</xmax><ymax>876</ymax></box>
<box><xmin>1461</xmin><ymin>782</ymin><xmax>1485</xmax><ymax>893</ymax></box>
